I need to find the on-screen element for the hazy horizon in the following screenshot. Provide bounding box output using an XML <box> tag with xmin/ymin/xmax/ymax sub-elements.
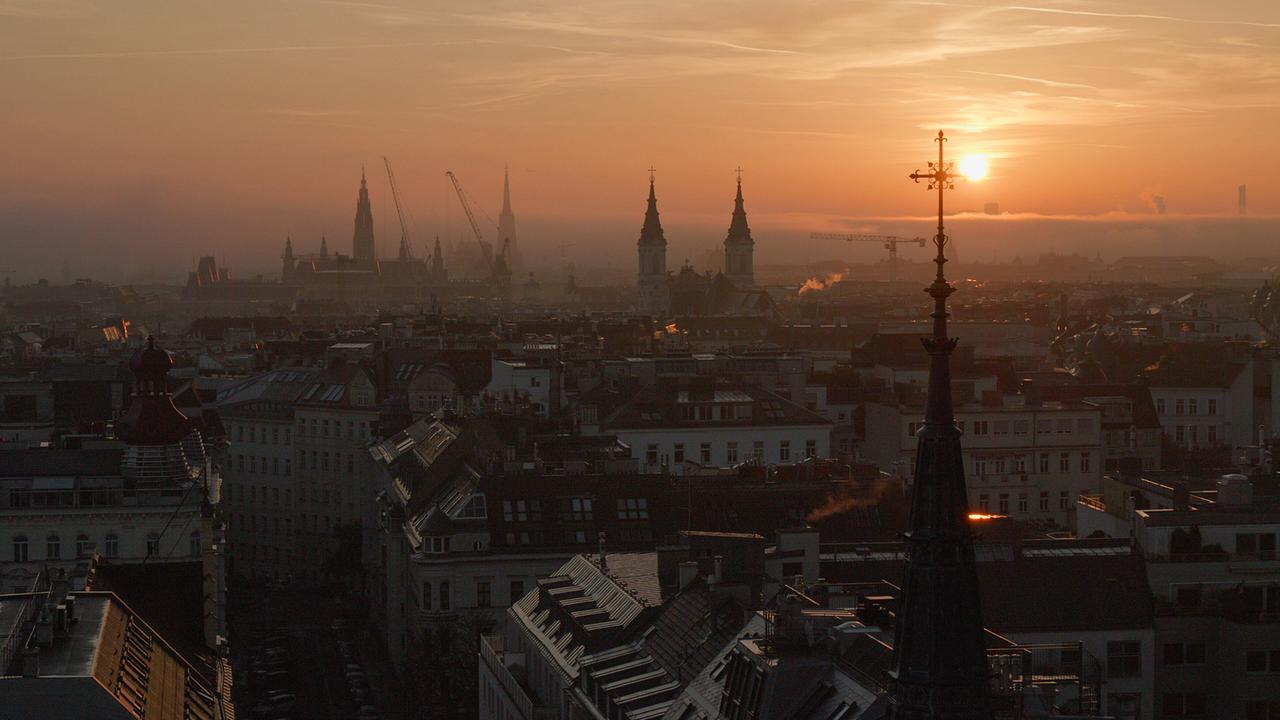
<box><xmin>3</xmin><ymin>0</ymin><xmax>1278</xmax><ymax>281</ymax></box>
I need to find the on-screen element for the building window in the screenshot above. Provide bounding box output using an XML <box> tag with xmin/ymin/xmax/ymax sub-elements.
<box><xmin>189</xmin><ymin>531</ymin><xmax>202</xmax><ymax>557</ymax></box>
<box><xmin>1163</xmin><ymin>643</ymin><xmax>1205</xmax><ymax>666</ymax></box>
<box><xmin>476</xmin><ymin>581</ymin><xmax>491</xmax><ymax>608</ymax></box>
<box><xmin>510</xmin><ymin>580</ymin><xmax>525</xmax><ymax>605</ymax></box>
<box><xmin>752</xmin><ymin>441</ymin><xmax>764</xmax><ymax>461</ymax></box>
<box><xmin>1188</xmin><ymin>399</ymin><xmax>1198</xmax><ymax>415</ymax></box>
<box><xmin>974</xmin><ymin>458</ymin><xmax>987</xmax><ymax>476</ymax></box>
<box><xmin>1038</xmin><ymin>453</ymin><xmax>1049</xmax><ymax>473</ymax></box>
<box><xmin>972</xmin><ymin>420</ymin><xmax>989</xmax><ymax>436</ymax></box>
<box><xmin>700</xmin><ymin>442</ymin><xmax>712</xmax><ymax>464</ymax></box>
<box><xmin>1080</xmin><ymin>452</ymin><xmax>1091</xmax><ymax>473</ymax></box>
<box><xmin>426</xmin><ymin>537</ymin><xmax>449</xmax><ymax>554</ymax></box>
<box><xmin>12</xmin><ymin>535</ymin><xmax>28</xmax><ymax>562</ymax></box>
<box><xmin>568</xmin><ymin>497</ymin><xmax>593</xmax><ymax>521</ymax></box>
<box><xmin>617</xmin><ymin>498</ymin><xmax>649</xmax><ymax>520</ymax></box>
<box><xmin>146</xmin><ymin>533</ymin><xmax>160</xmax><ymax>558</ymax></box>
<box><xmin>439</xmin><ymin>582</ymin><xmax>451</xmax><ymax>611</ymax></box>
<box><xmin>646</xmin><ymin>444</ymin><xmax>658</xmax><ymax>465</ymax></box>
<box><xmin>1039</xmin><ymin>491</ymin><xmax>1049</xmax><ymax>512</ymax></box>
<box><xmin>805</xmin><ymin>439</ymin><xmax>817</xmax><ymax>458</ymax></box>
<box><xmin>422</xmin><ymin>582</ymin><xmax>432</xmax><ymax>610</ymax></box>
<box><xmin>46</xmin><ymin>535</ymin><xmax>61</xmax><ymax>560</ymax></box>
<box><xmin>1175</xmin><ymin>425</ymin><xmax>1185</xmax><ymax>444</ymax></box>
<box><xmin>1246</xmin><ymin>649</ymin><xmax>1280</xmax><ymax>673</ymax></box>
<box><xmin>1162</xmin><ymin>693</ymin><xmax>1207</xmax><ymax>717</ymax></box>
<box><xmin>1156</xmin><ymin>398</ymin><xmax>1166</xmax><ymax>414</ymax></box>
<box><xmin>1207</xmin><ymin>425</ymin><xmax>1217</xmax><ymax>444</ymax></box>
<box><xmin>104</xmin><ymin>534</ymin><xmax>118</xmax><ymax>558</ymax></box>
<box><xmin>1060</xmin><ymin>490</ymin><xmax>1070</xmax><ymax>510</ymax></box>
<box><xmin>1017</xmin><ymin>493</ymin><xmax>1028</xmax><ymax>514</ymax></box>
<box><xmin>779</xmin><ymin>441</ymin><xmax>791</xmax><ymax>462</ymax></box>
<box><xmin>998</xmin><ymin>494</ymin><xmax>1009</xmax><ymax>514</ymax></box>
<box><xmin>1014</xmin><ymin>456</ymin><xmax>1026</xmax><ymax>473</ymax></box>
<box><xmin>674</xmin><ymin>444</ymin><xmax>685</xmax><ymax>463</ymax></box>
<box><xmin>1059</xmin><ymin>452</ymin><xmax>1070</xmax><ymax>473</ymax></box>
<box><xmin>1175</xmin><ymin>399</ymin><xmax>1184</xmax><ymax>415</ymax></box>
<box><xmin>726</xmin><ymin>442</ymin><xmax>738</xmax><ymax>463</ymax></box>
<box><xmin>1208</xmin><ymin>399</ymin><xmax>1217</xmax><ymax>415</ymax></box>
<box><xmin>978</xmin><ymin>494</ymin><xmax>989</xmax><ymax>512</ymax></box>
<box><xmin>75</xmin><ymin>534</ymin><xmax>94</xmax><ymax>558</ymax></box>
<box><xmin>1107</xmin><ymin>640</ymin><xmax>1141</xmax><ymax>678</ymax></box>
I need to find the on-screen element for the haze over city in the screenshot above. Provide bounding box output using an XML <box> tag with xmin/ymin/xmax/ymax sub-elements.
<box><xmin>3</xmin><ymin>0</ymin><xmax>1278</xmax><ymax>280</ymax></box>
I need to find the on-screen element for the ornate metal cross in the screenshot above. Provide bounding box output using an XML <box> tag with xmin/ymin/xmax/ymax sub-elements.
<box><xmin>647</xmin><ymin>165</ymin><xmax>657</xmax><ymax>182</ymax></box>
<box><xmin>909</xmin><ymin>130</ymin><xmax>956</xmax><ymax>282</ymax></box>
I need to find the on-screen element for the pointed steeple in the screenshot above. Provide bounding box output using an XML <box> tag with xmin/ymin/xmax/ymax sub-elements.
<box><xmin>320</xmin><ymin>235</ymin><xmax>328</xmax><ymax>258</ymax></box>
<box><xmin>888</xmin><ymin>132</ymin><xmax>992</xmax><ymax>719</ymax></box>
<box><xmin>431</xmin><ymin>235</ymin><xmax>447</xmax><ymax>282</ymax></box>
<box><xmin>352</xmin><ymin>168</ymin><xmax>375</xmax><ymax>260</ymax></box>
<box><xmin>497</xmin><ymin>164</ymin><xmax>518</xmax><ymax>268</ymax></box>
<box><xmin>725</xmin><ymin>177</ymin><xmax>752</xmax><ymax>245</ymax></box>
<box><xmin>723</xmin><ymin>170</ymin><xmax>754</xmax><ymax>286</ymax></box>
<box><xmin>283</xmin><ymin>235</ymin><xmax>294</xmax><ymax>260</ymax></box>
<box><xmin>639</xmin><ymin>174</ymin><xmax>666</xmax><ymax>247</ymax></box>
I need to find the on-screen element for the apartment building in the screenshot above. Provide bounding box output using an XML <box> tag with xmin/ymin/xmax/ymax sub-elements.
<box><xmin>863</xmin><ymin>395</ymin><xmax>1103</xmax><ymax>527</ymax></box>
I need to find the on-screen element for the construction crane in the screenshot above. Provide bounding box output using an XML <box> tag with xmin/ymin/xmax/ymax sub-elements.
<box><xmin>809</xmin><ymin>233</ymin><xmax>926</xmax><ymax>283</ymax></box>
<box><xmin>383</xmin><ymin>157</ymin><xmax>412</xmax><ymax>260</ymax></box>
<box><xmin>445</xmin><ymin>170</ymin><xmax>494</xmax><ymax>272</ymax></box>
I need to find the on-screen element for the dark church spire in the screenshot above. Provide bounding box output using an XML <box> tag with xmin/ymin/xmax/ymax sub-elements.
<box><xmin>888</xmin><ymin>131</ymin><xmax>993</xmax><ymax>720</ymax></box>
<box><xmin>725</xmin><ymin>172</ymin><xmax>752</xmax><ymax>244</ymax></box>
<box><xmin>352</xmin><ymin>168</ymin><xmax>375</xmax><ymax>261</ymax></box>
<box><xmin>724</xmin><ymin>167</ymin><xmax>754</xmax><ymax>286</ymax></box>
<box><xmin>638</xmin><ymin>169</ymin><xmax>666</xmax><ymax>247</ymax></box>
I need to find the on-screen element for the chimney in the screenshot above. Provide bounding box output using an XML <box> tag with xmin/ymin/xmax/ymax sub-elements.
<box><xmin>598</xmin><ymin>532</ymin><xmax>608</xmax><ymax>570</ymax></box>
<box><xmin>21</xmin><ymin>647</ymin><xmax>39</xmax><ymax>678</ymax></box>
<box><xmin>713</xmin><ymin>555</ymin><xmax>724</xmax><ymax>585</ymax></box>
<box><xmin>678</xmin><ymin>561</ymin><xmax>699</xmax><ymax>589</ymax></box>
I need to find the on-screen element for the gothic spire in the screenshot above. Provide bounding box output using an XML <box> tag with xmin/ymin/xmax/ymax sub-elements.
<box><xmin>888</xmin><ymin>131</ymin><xmax>993</xmax><ymax>720</ymax></box>
<box><xmin>725</xmin><ymin>175</ymin><xmax>752</xmax><ymax>245</ymax></box>
<box><xmin>639</xmin><ymin>171</ymin><xmax>666</xmax><ymax>246</ymax></box>
<box><xmin>352</xmin><ymin>168</ymin><xmax>375</xmax><ymax>260</ymax></box>
<box><xmin>502</xmin><ymin>164</ymin><xmax>512</xmax><ymax>214</ymax></box>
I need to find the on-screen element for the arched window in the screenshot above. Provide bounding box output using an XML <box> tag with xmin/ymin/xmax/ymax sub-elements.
<box><xmin>104</xmin><ymin>533</ymin><xmax>119</xmax><ymax>558</ymax></box>
<box><xmin>189</xmin><ymin>530</ymin><xmax>201</xmax><ymax>557</ymax></box>
<box><xmin>146</xmin><ymin>532</ymin><xmax>160</xmax><ymax>558</ymax></box>
<box><xmin>46</xmin><ymin>535</ymin><xmax>61</xmax><ymax>560</ymax></box>
<box><xmin>12</xmin><ymin>535</ymin><xmax>28</xmax><ymax>562</ymax></box>
<box><xmin>422</xmin><ymin>581</ymin><xmax>432</xmax><ymax>610</ymax></box>
<box><xmin>75</xmin><ymin>534</ymin><xmax>94</xmax><ymax>558</ymax></box>
<box><xmin>439</xmin><ymin>581</ymin><xmax>451</xmax><ymax>611</ymax></box>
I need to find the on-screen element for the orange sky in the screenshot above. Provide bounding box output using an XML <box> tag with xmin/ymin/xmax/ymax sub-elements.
<box><xmin>1</xmin><ymin>0</ymin><xmax>1278</xmax><ymax>280</ymax></box>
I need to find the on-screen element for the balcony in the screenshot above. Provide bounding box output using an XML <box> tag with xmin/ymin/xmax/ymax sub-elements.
<box><xmin>480</xmin><ymin>635</ymin><xmax>547</xmax><ymax>720</ymax></box>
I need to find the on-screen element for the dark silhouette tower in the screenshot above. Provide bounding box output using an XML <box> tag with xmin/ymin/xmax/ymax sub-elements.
<box><xmin>888</xmin><ymin>131</ymin><xmax>993</xmax><ymax>720</ymax></box>
<box><xmin>636</xmin><ymin>168</ymin><xmax>669</xmax><ymax>315</ymax></box>
<box><xmin>724</xmin><ymin>167</ymin><xmax>755</xmax><ymax>287</ymax></box>
<box><xmin>352</xmin><ymin>168</ymin><xmax>375</xmax><ymax>261</ymax></box>
<box><xmin>497</xmin><ymin>165</ymin><xmax>519</xmax><ymax>268</ymax></box>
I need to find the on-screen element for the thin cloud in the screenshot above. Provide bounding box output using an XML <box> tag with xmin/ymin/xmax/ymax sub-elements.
<box><xmin>962</xmin><ymin>70</ymin><xmax>1096</xmax><ymax>89</ymax></box>
<box><xmin>2</xmin><ymin>42</ymin><xmax>428</xmax><ymax>61</ymax></box>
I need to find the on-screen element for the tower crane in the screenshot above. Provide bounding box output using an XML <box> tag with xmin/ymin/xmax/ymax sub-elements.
<box><xmin>809</xmin><ymin>232</ymin><xmax>926</xmax><ymax>283</ymax></box>
<box><xmin>445</xmin><ymin>170</ymin><xmax>494</xmax><ymax>272</ymax></box>
<box><xmin>383</xmin><ymin>157</ymin><xmax>412</xmax><ymax>260</ymax></box>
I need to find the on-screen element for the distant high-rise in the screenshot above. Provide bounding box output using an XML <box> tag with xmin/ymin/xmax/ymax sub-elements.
<box><xmin>1154</xmin><ymin>196</ymin><xmax>1166</xmax><ymax>215</ymax></box>
<box><xmin>497</xmin><ymin>166</ymin><xmax>518</xmax><ymax>268</ymax></box>
<box><xmin>1240</xmin><ymin>184</ymin><xmax>1248</xmax><ymax>215</ymax></box>
<box><xmin>352</xmin><ymin>169</ymin><xmax>375</xmax><ymax>261</ymax></box>
<box><xmin>723</xmin><ymin>174</ymin><xmax>755</xmax><ymax>287</ymax></box>
<box><xmin>636</xmin><ymin>172</ymin><xmax>670</xmax><ymax>316</ymax></box>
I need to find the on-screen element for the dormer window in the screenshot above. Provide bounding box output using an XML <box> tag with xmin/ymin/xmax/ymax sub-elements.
<box><xmin>454</xmin><ymin>494</ymin><xmax>488</xmax><ymax>520</ymax></box>
<box><xmin>426</xmin><ymin>537</ymin><xmax>450</xmax><ymax>554</ymax></box>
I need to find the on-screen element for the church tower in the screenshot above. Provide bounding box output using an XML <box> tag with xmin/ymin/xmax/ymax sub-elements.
<box><xmin>723</xmin><ymin>173</ymin><xmax>754</xmax><ymax>287</ymax></box>
<box><xmin>282</xmin><ymin>236</ymin><xmax>295</xmax><ymax>281</ymax></box>
<box><xmin>352</xmin><ymin>168</ymin><xmax>375</xmax><ymax>261</ymax></box>
<box><xmin>636</xmin><ymin>172</ymin><xmax>669</xmax><ymax>316</ymax></box>
<box><xmin>497</xmin><ymin>165</ymin><xmax>519</xmax><ymax>268</ymax></box>
<box><xmin>430</xmin><ymin>236</ymin><xmax>447</xmax><ymax>283</ymax></box>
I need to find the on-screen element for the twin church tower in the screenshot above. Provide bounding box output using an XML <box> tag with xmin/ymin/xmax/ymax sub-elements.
<box><xmin>637</xmin><ymin>172</ymin><xmax>756</xmax><ymax>316</ymax></box>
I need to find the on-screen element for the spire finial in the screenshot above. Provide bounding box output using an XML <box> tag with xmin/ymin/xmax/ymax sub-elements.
<box><xmin>734</xmin><ymin>165</ymin><xmax>743</xmax><ymax>184</ymax></box>
<box><xmin>648</xmin><ymin>165</ymin><xmax>657</xmax><ymax>184</ymax></box>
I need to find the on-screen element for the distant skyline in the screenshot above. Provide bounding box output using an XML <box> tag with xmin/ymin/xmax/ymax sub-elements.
<box><xmin>1</xmin><ymin>0</ymin><xmax>1278</xmax><ymax>280</ymax></box>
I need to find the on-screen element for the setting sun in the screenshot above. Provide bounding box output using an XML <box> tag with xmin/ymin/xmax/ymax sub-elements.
<box><xmin>958</xmin><ymin>154</ymin><xmax>989</xmax><ymax>181</ymax></box>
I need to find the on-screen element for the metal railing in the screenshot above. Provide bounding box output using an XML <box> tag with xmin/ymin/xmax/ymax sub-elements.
<box><xmin>0</xmin><ymin>568</ymin><xmax>49</xmax><ymax>676</ymax></box>
<box><xmin>480</xmin><ymin>634</ymin><xmax>537</xmax><ymax>720</ymax></box>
